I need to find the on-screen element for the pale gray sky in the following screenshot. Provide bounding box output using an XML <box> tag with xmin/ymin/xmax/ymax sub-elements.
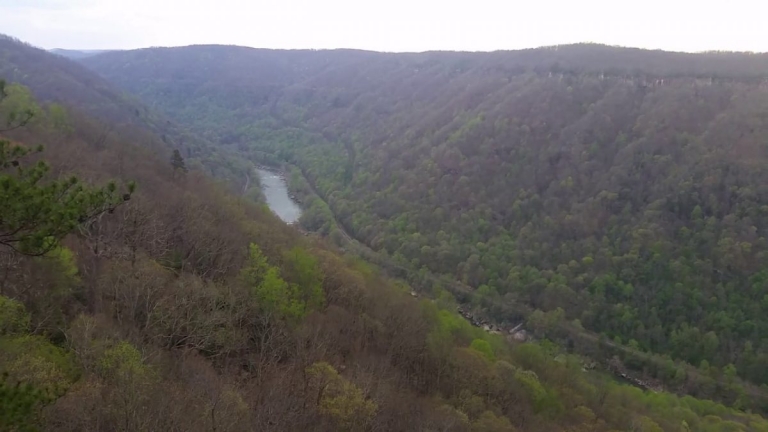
<box><xmin>1</xmin><ymin>0</ymin><xmax>766</xmax><ymax>53</ymax></box>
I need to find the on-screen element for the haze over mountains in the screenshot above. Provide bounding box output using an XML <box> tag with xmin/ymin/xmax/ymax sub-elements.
<box><xmin>3</xmin><ymin>32</ymin><xmax>768</xmax><ymax>431</ymax></box>
<box><xmin>79</xmin><ymin>40</ymin><xmax>768</xmax><ymax>386</ymax></box>
<box><xmin>49</xmin><ymin>49</ymin><xmax>113</xmax><ymax>60</ymax></box>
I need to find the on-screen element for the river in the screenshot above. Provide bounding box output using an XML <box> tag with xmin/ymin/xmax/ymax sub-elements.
<box><xmin>256</xmin><ymin>168</ymin><xmax>302</xmax><ymax>224</ymax></box>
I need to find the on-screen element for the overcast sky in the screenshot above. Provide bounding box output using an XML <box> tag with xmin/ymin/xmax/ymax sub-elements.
<box><xmin>1</xmin><ymin>0</ymin><xmax>766</xmax><ymax>53</ymax></box>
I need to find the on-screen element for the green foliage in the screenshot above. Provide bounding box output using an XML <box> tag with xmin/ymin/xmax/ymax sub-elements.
<box><xmin>4</xmin><ymin>38</ymin><xmax>768</xmax><ymax>430</ymax></box>
<box><xmin>76</xmin><ymin>43</ymin><xmax>768</xmax><ymax>394</ymax></box>
<box><xmin>299</xmin><ymin>195</ymin><xmax>336</xmax><ymax>235</ymax></box>
<box><xmin>425</xmin><ymin>305</ymin><xmax>478</xmax><ymax>344</ymax></box>
<box><xmin>0</xmin><ymin>80</ymin><xmax>38</xmax><ymax>132</ymax></box>
<box><xmin>0</xmin><ymin>330</ymin><xmax>78</xmax><ymax>431</ymax></box>
<box><xmin>0</xmin><ymin>295</ymin><xmax>30</xmax><ymax>335</ymax></box>
<box><xmin>97</xmin><ymin>341</ymin><xmax>149</xmax><ymax>383</ymax></box>
<box><xmin>306</xmin><ymin>362</ymin><xmax>377</xmax><ymax>431</ymax></box>
<box><xmin>0</xmin><ymin>301</ymin><xmax>76</xmax><ymax>399</ymax></box>
<box><xmin>257</xmin><ymin>267</ymin><xmax>305</xmax><ymax>321</ymax></box>
<box><xmin>241</xmin><ymin>243</ymin><xmax>325</xmax><ymax>322</ymax></box>
<box><xmin>0</xmin><ymin>139</ymin><xmax>135</xmax><ymax>255</ymax></box>
<box><xmin>514</xmin><ymin>369</ymin><xmax>547</xmax><ymax>408</ymax></box>
<box><xmin>0</xmin><ymin>372</ymin><xmax>46</xmax><ymax>432</ymax></box>
<box><xmin>282</xmin><ymin>246</ymin><xmax>325</xmax><ymax>314</ymax></box>
<box><xmin>469</xmin><ymin>339</ymin><xmax>495</xmax><ymax>362</ymax></box>
<box><xmin>240</xmin><ymin>243</ymin><xmax>270</xmax><ymax>285</ymax></box>
<box><xmin>46</xmin><ymin>103</ymin><xmax>72</xmax><ymax>134</ymax></box>
<box><xmin>46</xmin><ymin>245</ymin><xmax>80</xmax><ymax>282</ymax></box>
<box><xmin>0</xmin><ymin>334</ymin><xmax>79</xmax><ymax>401</ymax></box>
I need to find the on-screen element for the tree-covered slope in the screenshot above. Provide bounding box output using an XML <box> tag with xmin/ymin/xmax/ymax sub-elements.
<box><xmin>81</xmin><ymin>44</ymin><xmax>768</xmax><ymax>392</ymax></box>
<box><xmin>0</xmin><ymin>35</ymin><xmax>251</xmax><ymax>185</ymax></box>
<box><xmin>7</xmin><ymin>39</ymin><xmax>768</xmax><ymax>431</ymax></box>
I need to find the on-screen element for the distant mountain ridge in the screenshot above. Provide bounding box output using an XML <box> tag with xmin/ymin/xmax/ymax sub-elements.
<box><xmin>50</xmin><ymin>48</ymin><xmax>114</xmax><ymax>59</ymax></box>
<box><xmin>74</xmin><ymin>43</ymin><xmax>768</xmax><ymax>403</ymax></box>
<box><xmin>3</xmin><ymin>35</ymin><xmax>768</xmax><ymax>429</ymax></box>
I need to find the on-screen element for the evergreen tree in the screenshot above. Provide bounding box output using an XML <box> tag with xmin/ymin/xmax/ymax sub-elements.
<box><xmin>170</xmin><ymin>149</ymin><xmax>187</xmax><ymax>173</ymax></box>
<box><xmin>0</xmin><ymin>140</ymin><xmax>134</xmax><ymax>256</ymax></box>
<box><xmin>0</xmin><ymin>373</ymin><xmax>45</xmax><ymax>432</ymax></box>
<box><xmin>0</xmin><ymin>79</ymin><xmax>35</xmax><ymax>132</ymax></box>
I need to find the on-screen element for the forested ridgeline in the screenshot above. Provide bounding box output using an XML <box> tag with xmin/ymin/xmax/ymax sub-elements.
<box><xmin>0</xmin><ymin>35</ymin><xmax>252</xmax><ymax>188</ymax></box>
<box><xmin>78</xmin><ymin>43</ymin><xmax>768</xmax><ymax>395</ymax></box>
<box><xmin>2</xmin><ymin>40</ymin><xmax>768</xmax><ymax>432</ymax></box>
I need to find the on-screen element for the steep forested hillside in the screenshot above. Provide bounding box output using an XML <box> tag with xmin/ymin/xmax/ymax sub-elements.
<box><xmin>0</xmin><ymin>35</ymin><xmax>250</xmax><ymax>185</ymax></box>
<box><xmin>80</xmin><ymin>44</ymin><xmax>768</xmax><ymax>396</ymax></box>
<box><xmin>9</xmin><ymin>37</ymin><xmax>768</xmax><ymax>431</ymax></box>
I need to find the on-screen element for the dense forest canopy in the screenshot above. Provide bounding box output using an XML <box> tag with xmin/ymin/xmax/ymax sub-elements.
<box><xmin>2</xmin><ymin>33</ymin><xmax>768</xmax><ymax>431</ymax></box>
<box><xmin>79</xmin><ymin>42</ymin><xmax>768</xmax><ymax>395</ymax></box>
<box><xmin>0</xmin><ymin>35</ymin><xmax>252</xmax><ymax>187</ymax></box>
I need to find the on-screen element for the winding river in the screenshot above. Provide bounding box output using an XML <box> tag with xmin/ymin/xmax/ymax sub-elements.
<box><xmin>256</xmin><ymin>168</ymin><xmax>302</xmax><ymax>224</ymax></box>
